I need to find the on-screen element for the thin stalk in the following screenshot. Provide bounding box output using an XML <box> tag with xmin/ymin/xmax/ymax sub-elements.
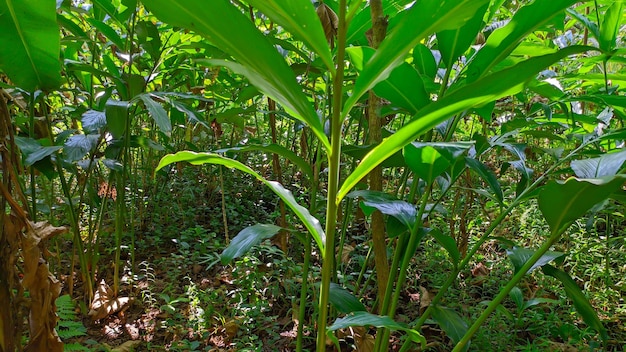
<box><xmin>404</xmin><ymin>140</ymin><xmax>595</xmax><ymax>348</ymax></box>
<box><xmin>316</xmin><ymin>0</ymin><xmax>347</xmax><ymax>349</ymax></box>
<box><xmin>297</xmin><ymin>141</ymin><xmax>322</xmax><ymax>351</ymax></box>
<box><xmin>28</xmin><ymin>93</ymin><xmax>36</xmax><ymax>221</ymax></box>
<box><xmin>452</xmin><ymin>232</ymin><xmax>562</xmax><ymax>351</ymax></box>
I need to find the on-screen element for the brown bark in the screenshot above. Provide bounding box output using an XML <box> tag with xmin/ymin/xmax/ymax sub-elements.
<box><xmin>367</xmin><ymin>1</ymin><xmax>390</xmax><ymax>310</ymax></box>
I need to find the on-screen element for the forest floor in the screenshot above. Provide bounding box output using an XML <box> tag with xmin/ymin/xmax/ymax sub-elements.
<box><xmin>52</xmin><ymin>170</ymin><xmax>626</xmax><ymax>351</ymax></box>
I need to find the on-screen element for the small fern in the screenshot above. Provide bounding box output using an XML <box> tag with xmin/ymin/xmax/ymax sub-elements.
<box><xmin>55</xmin><ymin>295</ymin><xmax>87</xmax><ymax>343</ymax></box>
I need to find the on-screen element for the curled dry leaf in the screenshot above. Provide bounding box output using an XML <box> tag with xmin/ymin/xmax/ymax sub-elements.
<box><xmin>316</xmin><ymin>3</ymin><xmax>338</xmax><ymax>47</ymax></box>
<box><xmin>419</xmin><ymin>286</ymin><xmax>432</xmax><ymax>311</ymax></box>
<box><xmin>22</xmin><ymin>221</ymin><xmax>67</xmax><ymax>352</ymax></box>
<box><xmin>89</xmin><ymin>280</ymin><xmax>131</xmax><ymax>321</ymax></box>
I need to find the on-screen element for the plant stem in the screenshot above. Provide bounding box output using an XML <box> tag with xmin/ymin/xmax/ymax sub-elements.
<box><xmin>452</xmin><ymin>232</ymin><xmax>562</xmax><ymax>351</ymax></box>
<box><xmin>316</xmin><ymin>0</ymin><xmax>347</xmax><ymax>349</ymax></box>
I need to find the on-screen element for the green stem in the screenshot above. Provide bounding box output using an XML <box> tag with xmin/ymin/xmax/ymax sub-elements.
<box><xmin>452</xmin><ymin>232</ymin><xmax>562</xmax><ymax>351</ymax></box>
<box><xmin>316</xmin><ymin>0</ymin><xmax>347</xmax><ymax>349</ymax></box>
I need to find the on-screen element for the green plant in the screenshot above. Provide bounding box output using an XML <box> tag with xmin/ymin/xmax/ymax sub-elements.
<box><xmin>55</xmin><ymin>295</ymin><xmax>88</xmax><ymax>352</ymax></box>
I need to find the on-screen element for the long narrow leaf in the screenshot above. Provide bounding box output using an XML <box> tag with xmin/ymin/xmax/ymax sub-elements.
<box><xmin>221</xmin><ymin>224</ymin><xmax>283</xmax><ymax>264</ymax></box>
<box><xmin>142</xmin><ymin>0</ymin><xmax>329</xmax><ymax>151</ymax></box>
<box><xmin>338</xmin><ymin>46</ymin><xmax>592</xmax><ymax>202</ymax></box>
<box><xmin>465</xmin><ymin>0</ymin><xmax>579</xmax><ymax>82</ymax></box>
<box><xmin>246</xmin><ymin>0</ymin><xmax>333</xmax><ymax>73</ymax></box>
<box><xmin>542</xmin><ymin>265</ymin><xmax>608</xmax><ymax>342</ymax></box>
<box><xmin>0</xmin><ymin>0</ymin><xmax>62</xmax><ymax>91</ymax></box>
<box><xmin>341</xmin><ymin>0</ymin><xmax>491</xmax><ymax>119</ymax></box>
<box><xmin>216</xmin><ymin>144</ymin><xmax>313</xmax><ymax>181</ymax></box>
<box><xmin>156</xmin><ymin>151</ymin><xmax>326</xmax><ymax>255</ymax></box>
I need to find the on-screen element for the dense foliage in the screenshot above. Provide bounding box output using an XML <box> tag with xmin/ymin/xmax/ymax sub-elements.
<box><xmin>0</xmin><ymin>0</ymin><xmax>625</xmax><ymax>351</ymax></box>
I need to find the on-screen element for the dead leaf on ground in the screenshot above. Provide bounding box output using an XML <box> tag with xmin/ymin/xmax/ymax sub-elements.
<box><xmin>89</xmin><ymin>280</ymin><xmax>131</xmax><ymax>320</ymax></box>
<box><xmin>419</xmin><ymin>286</ymin><xmax>432</xmax><ymax>310</ymax></box>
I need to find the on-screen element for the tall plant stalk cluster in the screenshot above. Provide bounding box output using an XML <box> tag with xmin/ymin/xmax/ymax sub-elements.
<box><xmin>0</xmin><ymin>0</ymin><xmax>625</xmax><ymax>351</ymax></box>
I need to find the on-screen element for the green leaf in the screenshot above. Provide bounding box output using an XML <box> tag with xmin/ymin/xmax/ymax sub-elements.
<box><xmin>465</xmin><ymin>0</ymin><xmax>579</xmax><ymax>82</ymax></box>
<box><xmin>328</xmin><ymin>283</ymin><xmax>366</xmax><ymax>314</ymax></box>
<box><xmin>571</xmin><ymin>149</ymin><xmax>626</xmax><ymax>178</ymax></box>
<box><xmin>142</xmin><ymin>0</ymin><xmax>328</xmax><ymax>151</ymax></box>
<box><xmin>404</xmin><ymin>142</ymin><xmax>472</xmax><ymax>184</ymax></box>
<box><xmin>431</xmin><ymin>231</ymin><xmax>460</xmax><ymax>267</ymax></box>
<box><xmin>338</xmin><ymin>46</ymin><xmax>592</xmax><ymax>202</ymax></box>
<box><xmin>538</xmin><ymin>176</ymin><xmax>626</xmax><ymax>236</ymax></box>
<box><xmin>509</xmin><ymin>287</ymin><xmax>525</xmax><ymax>311</ymax></box>
<box><xmin>404</xmin><ymin>145</ymin><xmax>450</xmax><ymax>184</ymax></box>
<box><xmin>412</xmin><ymin>43</ymin><xmax>438</xmax><ymax>79</ymax></box>
<box><xmin>25</xmin><ymin>146</ymin><xmax>62</xmax><ymax>167</ymax></box>
<box><xmin>221</xmin><ymin>224</ymin><xmax>282</xmax><ymax>264</ymax></box>
<box><xmin>431</xmin><ymin>306</ymin><xmax>469</xmax><ymax>350</ymax></box>
<box><xmin>348</xmin><ymin>45</ymin><xmax>429</xmax><ymax>114</ymax></box>
<box><xmin>86</xmin><ymin>18</ymin><xmax>125</xmax><ymax>49</ymax></box>
<box><xmin>0</xmin><ymin>0</ymin><xmax>62</xmax><ymax>91</ymax></box>
<box><xmin>342</xmin><ymin>0</ymin><xmax>491</xmax><ymax>118</ymax></box>
<box><xmin>347</xmin><ymin>190</ymin><xmax>417</xmax><ymax>230</ymax></box>
<box><xmin>328</xmin><ymin>311</ymin><xmax>425</xmax><ymax>345</ymax></box>
<box><xmin>542</xmin><ymin>264</ymin><xmax>608</xmax><ymax>342</ymax></box>
<box><xmin>64</xmin><ymin>135</ymin><xmax>99</xmax><ymax>162</ymax></box>
<box><xmin>599</xmin><ymin>0</ymin><xmax>624</xmax><ymax>52</ymax></box>
<box><xmin>156</xmin><ymin>151</ymin><xmax>326</xmax><ymax>255</ymax></box>
<box><xmin>465</xmin><ymin>157</ymin><xmax>504</xmax><ymax>204</ymax></box>
<box><xmin>105</xmin><ymin>100</ymin><xmax>129</xmax><ymax>139</ymax></box>
<box><xmin>436</xmin><ymin>2</ymin><xmax>489</xmax><ymax>69</ymax></box>
<box><xmin>216</xmin><ymin>144</ymin><xmax>313</xmax><ymax>181</ymax></box>
<box><xmin>82</xmin><ymin>110</ymin><xmax>107</xmax><ymax>134</ymax></box>
<box><xmin>137</xmin><ymin>93</ymin><xmax>172</xmax><ymax>135</ymax></box>
<box><xmin>506</xmin><ymin>246</ymin><xmax>564</xmax><ymax>275</ymax></box>
<box><xmin>246</xmin><ymin>0</ymin><xmax>333</xmax><ymax>73</ymax></box>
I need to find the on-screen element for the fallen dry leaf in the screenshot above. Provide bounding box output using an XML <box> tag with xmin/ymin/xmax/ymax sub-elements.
<box><xmin>89</xmin><ymin>280</ymin><xmax>131</xmax><ymax>320</ymax></box>
<box><xmin>419</xmin><ymin>286</ymin><xmax>432</xmax><ymax>310</ymax></box>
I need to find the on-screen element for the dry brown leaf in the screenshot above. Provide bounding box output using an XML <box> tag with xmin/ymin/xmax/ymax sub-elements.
<box><xmin>89</xmin><ymin>280</ymin><xmax>131</xmax><ymax>320</ymax></box>
<box><xmin>353</xmin><ymin>327</ymin><xmax>375</xmax><ymax>352</ymax></box>
<box><xmin>316</xmin><ymin>3</ymin><xmax>338</xmax><ymax>46</ymax></box>
<box><xmin>110</xmin><ymin>340</ymin><xmax>142</xmax><ymax>352</ymax></box>
<box><xmin>341</xmin><ymin>244</ymin><xmax>355</xmax><ymax>264</ymax></box>
<box><xmin>419</xmin><ymin>286</ymin><xmax>432</xmax><ymax>310</ymax></box>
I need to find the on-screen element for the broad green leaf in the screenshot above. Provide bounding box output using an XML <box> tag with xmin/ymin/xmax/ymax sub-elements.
<box><xmin>347</xmin><ymin>46</ymin><xmax>429</xmax><ymax>114</ymax></box>
<box><xmin>431</xmin><ymin>231</ymin><xmax>460</xmax><ymax>267</ymax></box>
<box><xmin>542</xmin><ymin>264</ymin><xmax>608</xmax><ymax>342</ymax></box>
<box><xmin>86</xmin><ymin>18</ymin><xmax>125</xmax><ymax>49</ymax></box>
<box><xmin>156</xmin><ymin>151</ymin><xmax>326</xmax><ymax>255</ymax></box>
<box><xmin>328</xmin><ymin>311</ymin><xmax>425</xmax><ymax>345</ymax></box>
<box><xmin>598</xmin><ymin>0</ymin><xmax>624</xmax><ymax>52</ymax></box>
<box><xmin>246</xmin><ymin>0</ymin><xmax>333</xmax><ymax>73</ymax></box>
<box><xmin>347</xmin><ymin>190</ymin><xmax>417</xmax><ymax>230</ymax></box>
<box><xmin>342</xmin><ymin>0</ymin><xmax>492</xmax><ymax>118</ymax></box>
<box><xmin>431</xmin><ymin>306</ymin><xmax>469</xmax><ymax>351</ymax></box>
<box><xmin>404</xmin><ymin>145</ymin><xmax>450</xmax><ymax>185</ymax></box>
<box><xmin>412</xmin><ymin>44</ymin><xmax>438</xmax><ymax>79</ymax></box>
<box><xmin>0</xmin><ymin>0</ymin><xmax>62</xmax><ymax>91</ymax></box>
<box><xmin>328</xmin><ymin>283</ymin><xmax>366</xmax><ymax>313</ymax></box>
<box><xmin>465</xmin><ymin>0</ymin><xmax>579</xmax><ymax>82</ymax></box>
<box><xmin>404</xmin><ymin>142</ymin><xmax>472</xmax><ymax>184</ymax></box>
<box><xmin>506</xmin><ymin>246</ymin><xmax>564</xmax><ymax>274</ymax></box>
<box><xmin>105</xmin><ymin>100</ymin><xmax>129</xmax><ymax>139</ymax></box>
<box><xmin>216</xmin><ymin>144</ymin><xmax>313</xmax><ymax>181</ymax></box>
<box><xmin>24</xmin><ymin>146</ymin><xmax>62</xmax><ymax>167</ymax></box>
<box><xmin>509</xmin><ymin>287</ymin><xmax>525</xmax><ymax>311</ymax></box>
<box><xmin>436</xmin><ymin>2</ymin><xmax>489</xmax><ymax>69</ymax></box>
<box><xmin>221</xmin><ymin>224</ymin><xmax>283</xmax><ymax>264</ymax></box>
<box><xmin>338</xmin><ymin>46</ymin><xmax>591</xmax><ymax>202</ymax></box>
<box><xmin>571</xmin><ymin>149</ymin><xmax>626</xmax><ymax>178</ymax></box>
<box><xmin>82</xmin><ymin>110</ymin><xmax>107</xmax><ymax>134</ymax></box>
<box><xmin>465</xmin><ymin>157</ymin><xmax>504</xmax><ymax>204</ymax></box>
<box><xmin>538</xmin><ymin>176</ymin><xmax>626</xmax><ymax>236</ymax></box>
<box><xmin>566</xmin><ymin>8</ymin><xmax>600</xmax><ymax>43</ymax></box>
<box><xmin>137</xmin><ymin>94</ymin><xmax>172</xmax><ymax>135</ymax></box>
<box><xmin>64</xmin><ymin>135</ymin><xmax>99</xmax><ymax>162</ymax></box>
<box><xmin>142</xmin><ymin>0</ymin><xmax>329</xmax><ymax>151</ymax></box>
